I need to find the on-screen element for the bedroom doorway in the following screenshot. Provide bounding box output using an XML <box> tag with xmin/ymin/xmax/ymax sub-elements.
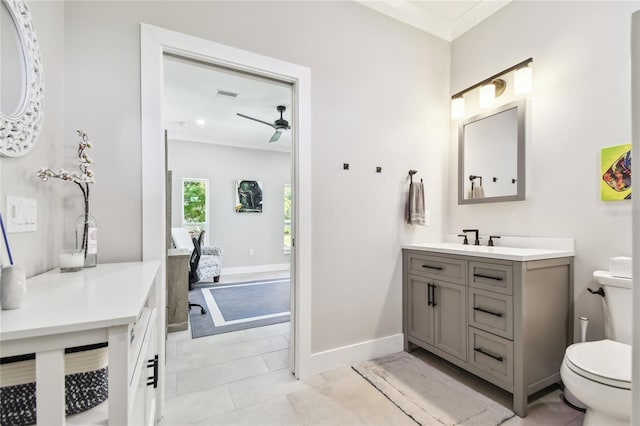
<box><xmin>163</xmin><ymin>54</ymin><xmax>294</xmax><ymax>339</ymax></box>
<box><xmin>141</xmin><ymin>25</ymin><xmax>312</xmax><ymax>416</ymax></box>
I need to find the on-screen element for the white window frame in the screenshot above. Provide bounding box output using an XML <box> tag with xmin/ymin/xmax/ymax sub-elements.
<box><xmin>181</xmin><ymin>177</ymin><xmax>209</xmax><ymax>245</ymax></box>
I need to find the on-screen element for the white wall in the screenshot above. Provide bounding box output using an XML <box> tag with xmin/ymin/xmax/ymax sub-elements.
<box><xmin>449</xmin><ymin>1</ymin><xmax>639</xmax><ymax>341</ymax></box>
<box><xmin>168</xmin><ymin>139</ymin><xmax>291</xmax><ymax>269</ymax></box>
<box><xmin>0</xmin><ymin>1</ymin><xmax>64</xmax><ymax>278</ymax></box>
<box><xmin>63</xmin><ymin>1</ymin><xmax>450</xmax><ymax>353</ymax></box>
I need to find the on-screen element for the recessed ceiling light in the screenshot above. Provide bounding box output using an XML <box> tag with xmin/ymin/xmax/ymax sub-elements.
<box><xmin>196</xmin><ymin>119</ymin><xmax>205</xmax><ymax>126</ymax></box>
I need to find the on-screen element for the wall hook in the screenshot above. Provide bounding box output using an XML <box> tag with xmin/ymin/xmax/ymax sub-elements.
<box><xmin>343</xmin><ymin>163</ymin><xmax>349</xmax><ymax>170</ymax></box>
<box><xmin>408</xmin><ymin>170</ymin><xmax>418</xmax><ymax>183</ymax></box>
<box><xmin>376</xmin><ymin>166</ymin><xmax>382</xmax><ymax>173</ymax></box>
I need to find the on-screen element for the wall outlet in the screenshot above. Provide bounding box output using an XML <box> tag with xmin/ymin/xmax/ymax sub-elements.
<box><xmin>6</xmin><ymin>195</ymin><xmax>37</xmax><ymax>233</ymax></box>
<box><xmin>249</xmin><ymin>248</ymin><xmax>254</xmax><ymax>256</ymax></box>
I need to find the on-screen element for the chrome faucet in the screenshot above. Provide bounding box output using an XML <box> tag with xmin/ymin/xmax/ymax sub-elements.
<box><xmin>462</xmin><ymin>229</ymin><xmax>480</xmax><ymax>246</ymax></box>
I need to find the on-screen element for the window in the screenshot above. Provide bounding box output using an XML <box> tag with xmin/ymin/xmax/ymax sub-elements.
<box><xmin>283</xmin><ymin>184</ymin><xmax>291</xmax><ymax>253</ymax></box>
<box><xmin>182</xmin><ymin>178</ymin><xmax>209</xmax><ymax>243</ymax></box>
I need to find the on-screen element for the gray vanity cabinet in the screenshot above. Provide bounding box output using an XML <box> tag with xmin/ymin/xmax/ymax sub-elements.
<box><xmin>403</xmin><ymin>249</ymin><xmax>573</xmax><ymax>418</ymax></box>
<box><xmin>405</xmin><ymin>253</ymin><xmax>467</xmax><ymax>362</ymax></box>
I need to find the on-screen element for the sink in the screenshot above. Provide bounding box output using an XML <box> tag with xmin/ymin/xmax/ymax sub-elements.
<box><xmin>403</xmin><ymin>240</ymin><xmax>575</xmax><ymax>261</ymax></box>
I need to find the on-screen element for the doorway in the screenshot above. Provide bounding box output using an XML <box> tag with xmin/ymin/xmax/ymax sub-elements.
<box><xmin>141</xmin><ymin>24</ymin><xmax>312</xmax><ymax>416</ymax></box>
<box><xmin>163</xmin><ymin>53</ymin><xmax>293</xmax><ymax>338</ymax></box>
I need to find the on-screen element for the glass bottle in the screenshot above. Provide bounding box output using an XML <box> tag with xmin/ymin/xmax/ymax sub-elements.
<box><xmin>76</xmin><ymin>207</ymin><xmax>97</xmax><ymax>268</ymax></box>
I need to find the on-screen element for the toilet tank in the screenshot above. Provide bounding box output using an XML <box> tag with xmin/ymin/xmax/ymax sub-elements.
<box><xmin>594</xmin><ymin>270</ymin><xmax>633</xmax><ymax>345</ymax></box>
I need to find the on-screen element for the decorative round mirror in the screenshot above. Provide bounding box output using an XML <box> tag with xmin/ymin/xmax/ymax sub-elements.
<box><xmin>0</xmin><ymin>0</ymin><xmax>44</xmax><ymax>157</ymax></box>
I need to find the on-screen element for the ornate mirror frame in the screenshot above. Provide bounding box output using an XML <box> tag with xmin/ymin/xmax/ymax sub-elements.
<box><xmin>0</xmin><ymin>0</ymin><xmax>44</xmax><ymax>157</ymax></box>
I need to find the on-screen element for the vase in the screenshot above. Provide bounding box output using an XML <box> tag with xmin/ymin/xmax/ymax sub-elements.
<box><xmin>1</xmin><ymin>265</ymin><xmax>26</xmax><ymax>310</ymax></box>
<box><xmin>76</xmin><ymin>210</ymin><xmax>97</xmax><ymax>268</ymax></box>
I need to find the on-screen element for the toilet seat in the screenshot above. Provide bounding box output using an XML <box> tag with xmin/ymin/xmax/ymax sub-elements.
<box><xmin>564</xmin><ymin>339</ymin><xmax>631</xmax><ymax>390</ymax></box>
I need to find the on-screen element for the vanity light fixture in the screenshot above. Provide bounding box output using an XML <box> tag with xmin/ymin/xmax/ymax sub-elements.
<box><xmin>451</xmin><ymin>97</ymin><xmax>465</xmax><ymax>120</ymax></box>
<box><xmin>479</xmin><ymin>83</ymin><xmax>496</xmax><ymax>108</ymax></box>
<box><xmin>450</xmin><ymin>58</ymin><xmax>533</xmax><ymax>119</ymax></box>
<box><xmin>479</xmin><ymin>78</ymin><xmax>506</xmax><ymax>109</ymax></box>
<box><xmin>514</xmin><ymin>65</ymin><xmax>533</xmax><ymax>95</ymax></box>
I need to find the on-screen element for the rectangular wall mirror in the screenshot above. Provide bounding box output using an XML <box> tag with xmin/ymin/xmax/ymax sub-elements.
<box><xmin>458</xmin><ymin>100</ymin><xmax>525</xmax><ymax>204</ymax></box>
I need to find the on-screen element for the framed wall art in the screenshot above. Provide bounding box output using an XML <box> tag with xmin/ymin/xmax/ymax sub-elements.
<box><xmin>601</xmin><ymin>144</ymin><xmax>631</xmax><ymax>201</ymax></box>
<box><xmin>235</xmin><ymin>180</ymin><xmax>263</xmax><ymax>212</ymax></box>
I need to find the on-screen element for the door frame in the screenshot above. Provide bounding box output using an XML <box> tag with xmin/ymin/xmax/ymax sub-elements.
<box><xmin>140</xmin><ymin>22</ymin><xmax>312</xmax><ymax>411</ymax></box>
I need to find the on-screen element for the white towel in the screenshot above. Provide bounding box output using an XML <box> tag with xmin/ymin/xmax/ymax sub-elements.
<box><xmin>407</xmin><ymin>182</ymin><xmax>425</xmax><ymax>226</ymax></box>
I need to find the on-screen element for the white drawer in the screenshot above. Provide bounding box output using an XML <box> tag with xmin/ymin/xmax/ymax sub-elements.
<box><xmin>468</xmin><ymin>288</ymin><xmax>513</xmax><ymax>339</ymax></box>
<box><xmin>129</xmin><ymin>308</ymin><xmax>156</xmax><ymax>388</ymax></box>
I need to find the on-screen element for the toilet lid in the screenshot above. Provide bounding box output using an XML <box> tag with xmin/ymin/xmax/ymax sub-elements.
<box><xmin>565</xmin><ymin>339</ymin><xmax>631</xmax><ymax>390</ymax></box>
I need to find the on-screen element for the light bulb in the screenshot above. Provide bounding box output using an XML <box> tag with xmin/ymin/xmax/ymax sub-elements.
<box><xmin>514</xmin><ymin>66</ymin><xmax>533</xmax><ymax>95</ymax></box>
<box><xmin>479</xmin><ymin>84</ymin><xmax>496</xmax><ymax>109</ymax></box>
<box><xmin>451</xmin><ymin>97</ymin><xmax>465</xmax><ymax>120</ymax></box>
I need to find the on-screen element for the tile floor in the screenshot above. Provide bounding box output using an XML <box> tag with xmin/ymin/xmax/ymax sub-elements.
<box><xmin>68</xmin><ymin>270</ymin><xmax>584</xmax><ymax>425</ymax></box>
<box><xmin>161</xmin><ymin>320</ymin><xmax>584</xmax><ymax>426</ymax></box>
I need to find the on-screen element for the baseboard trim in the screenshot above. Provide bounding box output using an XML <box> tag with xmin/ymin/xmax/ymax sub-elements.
<box><xmin>222</xmin><ymin>263</ymin><xmax>290</xmax><ymax>276</ymax></box>
<box><xmin>308</xmin><ymin>333</ymin><xmax>404</xmax><ymax>376</ymax></box>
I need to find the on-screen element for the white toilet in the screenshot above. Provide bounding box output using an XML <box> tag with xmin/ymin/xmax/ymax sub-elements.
<box><xmin>560</xmin><ymin>270</ymin><xmax>632</xmax><ymax>426</ymax></box>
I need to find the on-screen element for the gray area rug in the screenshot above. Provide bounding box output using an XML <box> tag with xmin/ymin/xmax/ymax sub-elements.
<box><xmin>189</xmin><ymin>279</ymin><xmax>290</xmax><ymax>339</ymax></box>
<box><xmin>353</xmin><ymin>352</ymin><xmax>515</xmax><ymax>426</ymax></box>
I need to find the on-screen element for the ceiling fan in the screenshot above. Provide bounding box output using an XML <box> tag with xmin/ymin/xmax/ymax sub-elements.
<box><xmin>236</xmin><ymin>105</ymin><xmax>290</xmax><ymax>143</ymax></box>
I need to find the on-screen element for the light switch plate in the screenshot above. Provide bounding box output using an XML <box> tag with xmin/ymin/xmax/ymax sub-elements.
<box><xmin>6</xmin><ymin>195</ymin><xmax>37</xmax><ymax>233</ymax></box>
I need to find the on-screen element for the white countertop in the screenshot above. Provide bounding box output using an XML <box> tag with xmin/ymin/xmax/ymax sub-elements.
<box><xmin>403</xmin><ymin>242</ymin><xmax>575</xmax><ymax>261</ymax></box>
<box><xmin>0</xmin><ymin>261</ymin><xmax>161</xmax><ymax>342</ymax></box>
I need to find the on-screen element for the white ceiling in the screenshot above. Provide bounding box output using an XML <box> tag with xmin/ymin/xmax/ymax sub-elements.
<box><xmin>163</xmin><ymin>1</ymin><xmax>509</xmax><ymax>151</ymax></box>
<box><xmin>163</xmin><ymin>55</ymin><xmax>293</xmax><ymax>153</ymax></box>
<box><xmin>355</xmin><ymin>0</ymin><xmax>512</xmax><ymax>41</ymax></box>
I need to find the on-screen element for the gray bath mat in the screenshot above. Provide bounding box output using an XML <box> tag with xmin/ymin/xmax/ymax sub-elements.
<box><xmin>353</xmin><ymin>352</ymin><xmax>515</xmax><ymax>425</ymax></box>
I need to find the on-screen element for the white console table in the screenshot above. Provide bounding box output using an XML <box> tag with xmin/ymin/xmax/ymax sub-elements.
<box><xmin>0</xmin><ymin>261</ymin><xmax>162</xmax><ymax>425</ymax></box>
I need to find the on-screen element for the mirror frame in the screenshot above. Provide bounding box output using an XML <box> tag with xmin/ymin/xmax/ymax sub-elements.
<box><xmin>0</xmin><ymin>0</ymin><xmax>44</xmax><ymax>158</ymax></box>
<box><xmin>458</xmin><ymin>99</ymin><xmax>526</xmax><ymax>205</ymax></box>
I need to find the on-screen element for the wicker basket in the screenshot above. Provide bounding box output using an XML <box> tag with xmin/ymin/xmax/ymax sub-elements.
<box><xmin>0</xmin><ymin>343</ymin><xmax>108</xmax><ymax>426</ymax></box>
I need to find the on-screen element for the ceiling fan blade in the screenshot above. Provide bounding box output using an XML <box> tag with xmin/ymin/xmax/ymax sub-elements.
<box><xmin>269</xmin><ymin>129</ymin><xmax>283</xmax><ymax>143</ymax></box>
<box><xmin>236</xmin><ymin>113</ymin><xmax>276</xmax><ymax>129</ymax></box>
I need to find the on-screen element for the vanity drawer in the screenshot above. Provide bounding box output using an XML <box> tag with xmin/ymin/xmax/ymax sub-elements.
<box><xmin>469</xmin><ymin>288</ymin><xmax>513</xmax><ymax>339</ymax></box>
<box><xmin>407</xmin><ymin>253</ymin><xmax>466</xmax><ymax>285</ymax></box>
<box><xmin>469</xmin><ymin>261</ymin><xmax>513</xmax><ymax>295</ymax></box>
<box><xmin>468</xmin><ymin>327</ymin><xmax>514</xmax><ymax>386</ymax></box>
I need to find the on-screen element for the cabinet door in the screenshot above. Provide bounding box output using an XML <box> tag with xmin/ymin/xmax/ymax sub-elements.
<box><xmin>407</xmin><ymin>274</ymin><xmax>434</xmax><ymax>345</ymax></box>
<box><xmin>433</xmin><ymin>280</ymin><xmax>467</xmax><ymax>361</ymax></box>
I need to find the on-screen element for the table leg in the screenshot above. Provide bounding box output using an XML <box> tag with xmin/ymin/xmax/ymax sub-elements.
<box><xmin>36</xmin><ymin>349</ymin><xmax>65</xmax><ymax>425</ymax></box>
<box><xmin>108</xmin><ymin>325</ymin><xmax>130</xmax><ymax>425</ymax></box>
